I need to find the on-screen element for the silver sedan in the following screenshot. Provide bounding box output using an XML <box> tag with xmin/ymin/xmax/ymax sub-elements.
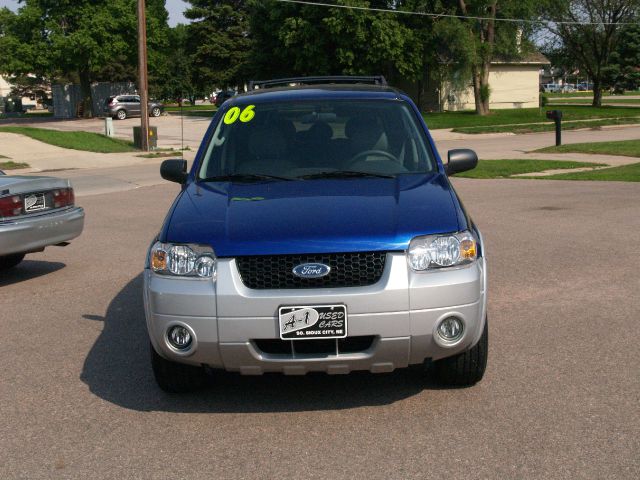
<box><xmin>0</xmin><ymin>170</ymin><xmax>84</xmax><ymax>270</ymax></box>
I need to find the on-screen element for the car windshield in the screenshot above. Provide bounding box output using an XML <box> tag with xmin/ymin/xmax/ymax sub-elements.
<box><xmin>198</xmin><ymin>99</ymin><xmax>436</xmax><ymax>180</ymax></box>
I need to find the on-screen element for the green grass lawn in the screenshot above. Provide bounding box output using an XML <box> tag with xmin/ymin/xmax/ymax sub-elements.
<box><xmin>548</xmin><ymin>98</ymin><xmax>640</xmax><ymax>104</ymax></box>
<box><xmin>0</xmin><ymin>160</ymin><xmax>30</xmax><ymax>170</ymax></box>
<box><xmin>25</xmin><ymin>111</ymin><xmax>54</xmax><ymax>117</ymax></box>
<box><xmin>165</xmin><ymin>105</ymin><xmax>218</xmax><ymax>112</ymax></box>
<box><xmin>423</xmin><ymin>105</ymin><xmax>640</xmax><ymax>132</ymax></box>
<box><xmin>534</xmin><ymin>139</ymin><xmax>640</xmax><ymax>158</ymax></box>
<box><xmin>136</xmin><ymin>151</ymin><xmax>183</xmax><ymax>158</ymax></box>
<box><xmin>0</xmin><ymin>126</ymin><xmax>136</xmax><ymax>153</ymax></box>
<box><xmin>0</xmin><ymin>111</ymin><xmax>53</xmax><ymax>119</ymax></box>
<box><xmin>454</xmin><ymin>159</ymin><xmax>605</xmax><ymax>179</ymax></box>
<box><xmin>544</xmin><ymin>90</ymin><xmax>640</xmax><ymax>99</ymax></box>
<box><xmin>166</xmin><ymin>109</ymin><xmax>218</xmax><ymax>117</ymax></box>
<box><xmin>543</xmin><ymin>162</ymin><xmax>640</xmax><ymax>182</ymax></box>
<box><xmin>453</xmin><ymin>117</ymin><xmax>640</xmax><ymax>134</ymax></box>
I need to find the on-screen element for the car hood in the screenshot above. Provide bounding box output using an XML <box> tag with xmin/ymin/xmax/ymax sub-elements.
<box><xmin>164</xmin><ymin>173</ymin><xmax>461</xmax><ymax>257</ymax></box>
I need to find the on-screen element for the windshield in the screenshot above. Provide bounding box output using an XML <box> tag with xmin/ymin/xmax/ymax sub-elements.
<box><xmin>198</xmin><ymin>99</ymin><xmax>436</xmax><ymax>180</ymax></box>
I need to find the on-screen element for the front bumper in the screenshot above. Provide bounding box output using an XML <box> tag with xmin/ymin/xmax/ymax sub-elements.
<box><xmin>0</xmin><ymin>206</ymin><xmax>85</xmax><ymax>256</ymax></box>
<box><xmin>144</xmin><ymin>253</ymin><xmax>487</xmax><ymax>374</ymax></box>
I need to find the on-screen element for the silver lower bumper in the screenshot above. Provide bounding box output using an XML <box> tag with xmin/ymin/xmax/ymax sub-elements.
<box><xmin>144</xmin><ymin>253</ymin><xmax>487</xmax><ymax>374</ymax></box>
<box><xmin>0</xmin><ymin>206</ymin><xmax>85</xmax><ymax>256</ymax></box>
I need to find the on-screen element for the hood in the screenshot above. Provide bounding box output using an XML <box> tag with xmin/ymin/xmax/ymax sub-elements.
<box><xmin>163</xmin><ymin>173</ymin><xmax>462</xmax><ymax>257</ymax></box>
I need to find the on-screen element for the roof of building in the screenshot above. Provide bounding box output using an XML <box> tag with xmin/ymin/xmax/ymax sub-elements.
<box><xmin>492</xmin><ymin>51</ymin><xmax>550</xmax><ymax>66</ymax></box>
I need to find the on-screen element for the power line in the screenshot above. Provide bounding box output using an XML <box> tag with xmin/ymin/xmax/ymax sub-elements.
<box><xmin>275</xmin><ymin>0</ymin><xmax>638</xmax><ymax>26</ymax></box>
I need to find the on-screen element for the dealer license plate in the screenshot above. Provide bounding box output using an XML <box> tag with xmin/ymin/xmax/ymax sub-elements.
<box><xmin>279</xmin><ymin>305</ymin><xmax>347</xmax><ymax>340</ymax></box>
<box><xmin>24</xmin><ymin>193</ymin><xmax>46</xmax><ymax>213</ymax></box>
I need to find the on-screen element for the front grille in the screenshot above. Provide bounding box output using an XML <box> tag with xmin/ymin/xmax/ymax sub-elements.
<box><xmin>254</xmin><ymin>336</ymin><xmax>376</xmax><ymax>356</ymax></box>
<box><xmin>235</xmin><ymin>252</ymin><xmax>386</xmax><ymax>289</ymax></box>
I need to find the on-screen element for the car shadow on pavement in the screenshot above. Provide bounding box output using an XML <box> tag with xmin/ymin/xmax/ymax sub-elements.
<box><xmin>81</xmin><ymin>274</ymin><xmax>434</xmax><ymax>413</ymax></box>
<box><xmin>0</xmin><ymin>260</ymin><xmax>66</xmax><ymax>287</ymax></box>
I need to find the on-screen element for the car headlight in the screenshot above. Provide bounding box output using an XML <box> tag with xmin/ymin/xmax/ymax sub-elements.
<box><xmin>148</xmin><ymin>241</ymin><xmax>217</xmax><ymax>278</ymax></box>
<box><xmin>407</xmin><ymin>231</ymin><xmax>477</xmax><ymax>271</ymax></box>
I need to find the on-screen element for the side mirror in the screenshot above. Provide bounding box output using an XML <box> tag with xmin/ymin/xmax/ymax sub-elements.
<box><xmin>160</xmin><ymin>159</ymin><xmax>188</xmax><ymax>184</ymax></box>
<box><xmin>445</xmin><ymin>149</ymin><xmax>478</xmax><ymax>175</ymax></box>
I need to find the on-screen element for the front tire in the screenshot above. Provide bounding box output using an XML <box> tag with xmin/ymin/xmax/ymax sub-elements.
<box><xmin>116</xmin><ymin>109</ymin><xmax>127</xmax><ymax>120</ymax></box>
<box><xmin>150</xmin><ymin>107</ymin><xmax>161</xmax><ymax>117</ymax></box>
<box><xmin>0</xmin><ymin>253</ymin><xmax>25</xmax><ymax>270</ymax></box>
<box><xmin>432</xmin><ymin>317</ymin><xmax>488</xmax><ymax>386</ymax></box>
<box><xmin>150</xmin><ymin>343</ymin><xmax>208</xmax><ymax>393</ymax></box>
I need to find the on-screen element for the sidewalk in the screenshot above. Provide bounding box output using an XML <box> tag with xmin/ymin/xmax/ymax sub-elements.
<box><xmin>433</xmin><ymin>123</ymin><xmax>640</xmax><ymax>168</ymax></box>
<box><xmin>0</xmin><ymin>132</ymin><xmax>193</xmax><ymax>174</ymax></box>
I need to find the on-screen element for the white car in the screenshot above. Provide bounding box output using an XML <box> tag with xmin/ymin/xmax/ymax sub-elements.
<box><xmin>0</xmin><ymin>171</ymin><xmax>84</xmax><ymax>270</ymax></box>
<box><xmin>543</xmin><ymin>83</ymin><xmax>562</xmax><ymax>93</ymax></box>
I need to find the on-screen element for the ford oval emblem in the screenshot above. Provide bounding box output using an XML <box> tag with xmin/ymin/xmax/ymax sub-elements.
<box><xmin>292</xmin><ymin>263</ymin><xmax>331</xmax><ymax>278</ymax></box>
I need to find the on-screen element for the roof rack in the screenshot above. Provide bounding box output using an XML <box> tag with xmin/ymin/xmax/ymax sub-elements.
<box><xmin>248</xmin><ymin>76</ymin><xmax>388</xmax><ymax>90</ymax></box>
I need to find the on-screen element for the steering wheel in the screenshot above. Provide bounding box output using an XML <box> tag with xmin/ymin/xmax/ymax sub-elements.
<box><xmin>346</xmin><ymin>149</ymin><xmax>399</xmax><ymax>167</ymax></box>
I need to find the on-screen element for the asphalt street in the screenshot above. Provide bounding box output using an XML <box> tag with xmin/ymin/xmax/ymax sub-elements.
<box><xmin>1</xmin><ymin>170</ymin><xmax>639</xmax><ymax>479</ymax></box>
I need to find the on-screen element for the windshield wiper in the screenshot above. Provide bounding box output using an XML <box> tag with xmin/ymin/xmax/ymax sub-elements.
<box><xmin>298</xmin><ymin>170</ymin><xmax>396</xmax><ymax>180</ymax></box>
<box><xmin>199</xmin><ymin>173</ymin><xmax>294</xmax><ymax>183</ymax></box>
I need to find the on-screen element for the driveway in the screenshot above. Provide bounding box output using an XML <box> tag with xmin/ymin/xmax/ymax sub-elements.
<box><xmin>1</xmin><ymin>169</ymin><xmax>638</xmax><ymax>478</ymax></box>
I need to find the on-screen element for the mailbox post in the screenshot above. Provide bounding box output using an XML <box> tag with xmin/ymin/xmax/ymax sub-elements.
<box><xmin>546</xmin><ymin>110</ymin><xmax>562</xmax><ymax>146</ymax></box>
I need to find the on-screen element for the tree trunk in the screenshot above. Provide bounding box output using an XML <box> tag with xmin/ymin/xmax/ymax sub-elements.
<box><xmin>480</xmin><ymin>60</ymin><xmax>491</xmax><ymax>114</ymax></box>
<box><xmin>592</xmin><ymin>79</ymin><xmax>602</xmax><ymax>107</ymax></box>
<box><xmin>79</xmin><ymin>69</ymin><xmax>93</xmax><ymax>118</ymax></box>
<box><xmin>472</xmin><ymin>66</ymin><xmax>490</xmax><ymax>116</ymax></box>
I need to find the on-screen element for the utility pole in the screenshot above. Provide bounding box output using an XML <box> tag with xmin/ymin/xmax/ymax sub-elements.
<box><xmin>137</xmin><ymin>0</ymin><xmax>150</xmax><ymax>151</ymax></box>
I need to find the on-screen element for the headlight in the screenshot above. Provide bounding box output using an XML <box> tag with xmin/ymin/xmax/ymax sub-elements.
<box><xmin>149</xmin><ymin>241</ymin><xmax>217</xmax><ymax>278</ymax></box>
<box><xmin>407</xmin><ymin>231</ymin><xmax>477</xmax><ymax>271</ymax></box>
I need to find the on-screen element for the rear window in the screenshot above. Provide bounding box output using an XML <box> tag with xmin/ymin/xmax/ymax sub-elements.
<box><xmin>198</xmin><ymin>99</ymin><xmax>436</xmax><ymax>179</ymax></box>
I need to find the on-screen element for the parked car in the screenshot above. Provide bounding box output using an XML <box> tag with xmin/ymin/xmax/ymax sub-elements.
<box><xmin>577</xmin><ymin>82</ymin><xmax>593</xmax><ymax>91</ymax></box>
<box><xmin>144</xmin><ymin>76</ymin><xmax>488</xmax><ymax>392</ymax></box>
<box><xmin>214</xmin><ymin>90</ymin><xmax>236</xmax><ymax>107</ymax></box>
<box><xmin>104</xmin><ymin>95</ymin><xmax>164</xmax><ymax>120</ymax></box>
<box><xmin>561</xmin><ymin>84</ymin><xmax>576</xmax><ymax>93</ymax></box>
<box><xmin>543</xmin><ymin>83</ymin><xmax>562</xmax><ymax>93</ymax></box>
<box><xmin>0</xmin><ymin>171</ymin><xmax>84</xmax><ymax>270</ymax></box>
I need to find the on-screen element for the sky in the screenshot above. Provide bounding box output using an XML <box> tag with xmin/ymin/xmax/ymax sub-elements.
<box><xmin>0</xmin><ymin>0</ymin><xmax>190</xmax><ymax>27</ymax></box>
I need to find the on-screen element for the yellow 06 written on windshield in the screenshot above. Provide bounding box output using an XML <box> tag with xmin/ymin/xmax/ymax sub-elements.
<box><xmin>223</xmin><ymin>105</ymin><xmax>255</xmax><ymax>125</ymax></box>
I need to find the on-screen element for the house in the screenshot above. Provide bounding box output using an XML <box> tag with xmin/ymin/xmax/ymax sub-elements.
<box><xmin>0</xmin><ymin>75</ymin><xmax>12</xmax><ymax>97</ymax></box>
<box><xmin>399</xmin><ymin>52</ymin><xmax>550</xmax><ymax>112</ymax></box>
<box><xmin>0</xmin><ymin>74</ymin><xmax>43</xmax><ymax>112</ymax></box>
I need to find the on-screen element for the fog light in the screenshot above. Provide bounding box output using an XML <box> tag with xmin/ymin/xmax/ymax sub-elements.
<box><xmin>437</xmin><ymin>317</ymin><xmax>464</xmax><ymax>342</ymax></box>
<box><xmin>167</xmin><ymin>325</ymin><xmax>192</xmax><ymax>350</ymax></box>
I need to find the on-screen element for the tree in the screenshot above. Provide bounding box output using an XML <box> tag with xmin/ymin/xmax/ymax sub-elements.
<box><xmin>0</xmin><ymin>0</ymin><xmax>171</xmax><ymax>117</ymax></box>
<box><xmin>248</xmin><ymin>0</ymin><xmax>423</xmax><ymax>84</ymax></box>
<box><xmin>184</xmin><ymin>0</ymin><xmax>252</xmax><ymax>91</ymax></box>
<box><xmin>430</xmin><ymin>0</ymin><xmax>537</xmax><ymax>115</ymax></box>
<box><xmin>153</xmin><ymin>24</ymin><xmax>202</xmax><ymax>103</ymax></box>
<box><xmin>0</xmin><ymin>4</ymin><xmax>52</xmax><ymax>99</ymax></box>
<box><xmin>605</xmin><ymin>23</ymin><xmax>640</xmax><ymax>91</ymax></box>
<box><xmin>542</xmin><ymin>0</ymin><xmax>640</xmax><ymax>106</ymax></box>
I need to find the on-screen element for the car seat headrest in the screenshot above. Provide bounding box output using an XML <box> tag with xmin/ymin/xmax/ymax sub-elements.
<box><xmin>248</xmin><ymin>125</ymin><xmax>287</xmax><ymax>158</ymax></box>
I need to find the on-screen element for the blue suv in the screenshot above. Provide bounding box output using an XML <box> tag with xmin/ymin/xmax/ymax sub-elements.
<box><xmin>144</xmin><ymin>76</ymin><xmax>487</xmax><ymax>392</ymax></box>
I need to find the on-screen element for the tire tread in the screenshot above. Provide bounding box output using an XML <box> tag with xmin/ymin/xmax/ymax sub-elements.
<box><xmin>150</xmin><ymin>344</ymin><xmax>208</xmax><ymax>393</ymax></box>
<box><xmin>0</xmin><ymin>253</ymin><xmax>25</xmax><ymax>270</ymax></box>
